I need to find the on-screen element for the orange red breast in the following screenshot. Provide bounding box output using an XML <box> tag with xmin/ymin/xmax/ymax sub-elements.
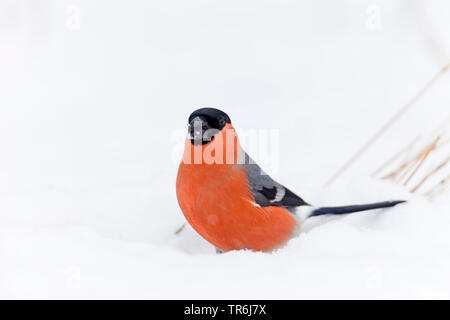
<box><xmin>176</xmin><ymin>124</ymin><xmax>297</xmax><ymax>252</ymax></box>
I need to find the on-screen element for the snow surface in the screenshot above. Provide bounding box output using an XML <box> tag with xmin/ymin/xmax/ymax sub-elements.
<box><xmin>0</xmin><ymin>0</ymin><xmax>449</xmax><ymax>299</ymax></box>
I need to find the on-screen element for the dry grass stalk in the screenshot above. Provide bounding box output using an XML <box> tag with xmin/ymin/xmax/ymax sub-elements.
<box><xmin>174</xmin><ymin>223</ymin><xmax>186</xmax><ymax>235</ymax></box>
<box><xmin>372</xmin><ymin>136</ymin><xmax>421</xmax><ymax>177</ymax></box>
<box><xmin>377</xmin><ymin>129</ymin><xmax>449</xmax><ymax>200</ymax></box>
<box><xmin>381</xmin><ymin>158</ymin><xmax>415</xmax><ymax>180</ymax></box>
<box><xmin>411</xmin><ymin>156</ymin><xmax>450</xmax><ymax>193</ymax></box>
<box><xmin>381</xmin><ymin>136</ymin><xmax>440</xmax><ymax>183</ymax></box>
<box><xmin>395</xmin><ymin>155</ymin><xmax>423</xmax><ymax>184</ymax></box>
<box><xmin>325</xmin><ymin>61</ymin><xmax>450</xmax><ymax>186</ymax></box>
<box><xmin>402</xmin><ymin>136</ymin><xmax>441</xmax><ymax>186</ymax></box>
<box><xmin>425</xmin><ymin>174</ymin><xmax>450</xmax><ymax>199</ymax></box>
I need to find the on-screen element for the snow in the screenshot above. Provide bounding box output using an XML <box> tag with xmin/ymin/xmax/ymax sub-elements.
<box><xmin>0</xmin><ymin>0</ymin><xmax>449</xmax><ymax>299</ymax></box>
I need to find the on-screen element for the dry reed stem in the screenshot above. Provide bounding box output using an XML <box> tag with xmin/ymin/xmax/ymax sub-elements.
<box><xmin>381</xmin><ymin>136</ymin><xmax>440</xmax><ymax>182</ymax></box>
<box><xmin>325</xmin><ymin>61</ymin><xmax>450</xmax><ymax>186</ymax></box>
<box><xmin>402</xmin><ymin>136</ymin><xmax>441</xmax><ymax>186</ymax></box>
<box><xmin>372</xmin><ymin>136</ymin><xmax>421</xmax><ymax>177</ymax></box>
<box><xmin>411</xmin><ymin>156</ymin><xmax>450</xmax><ymax>193</ymax></box>
<box><xmin>426</xmin><ymin>174</ymin><xmax>450</xmax><ymax>198</ymax></box>
<box><xmin>174</xmin><ymin>223</ymin><xmax>186</xmax><ymax>235</ymax></box>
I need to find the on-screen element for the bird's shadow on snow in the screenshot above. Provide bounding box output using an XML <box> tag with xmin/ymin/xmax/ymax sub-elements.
<box><xmin>169</xmin><ymin>223</ymin><xmax>217</xmax><ymax>254</ymax></box>
<box><xmin>170</xmin><ymin>205</ymin><xmax>404</xmax><ymax>255</ymax></box>
<box><xmin>300</xmin><ymin>208</ymin><xmax>390</xmax><ymax>233</ymax></box>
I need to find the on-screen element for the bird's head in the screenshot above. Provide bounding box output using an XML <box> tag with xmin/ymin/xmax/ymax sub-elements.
<box><xmin>187</xmin><ymin>107</ymin><xmax>232</xmax><ymax>146</ymax></box>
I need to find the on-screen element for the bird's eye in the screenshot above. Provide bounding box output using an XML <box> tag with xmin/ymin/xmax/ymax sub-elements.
<box><xmin>219</xmin><ymin>118</ymin><xmax>226</xmax><ymax>126</ymax></box>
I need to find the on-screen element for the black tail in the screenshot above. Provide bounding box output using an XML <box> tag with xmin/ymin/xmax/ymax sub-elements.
<box><xmin>308</xmin><ymin>200</ymin><xmax>406</xmax><ymax>218</ymax></box>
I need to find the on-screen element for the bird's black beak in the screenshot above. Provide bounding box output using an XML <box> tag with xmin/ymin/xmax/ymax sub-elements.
<box><xmin>188</xmin><ymin>116</ymin><xmax>219</xmax><ymax>146</ymax></box>
<box><xmin>188</xmin><ymin>116</ymin><xmax>207</xmax><ymax>146</ymax></box>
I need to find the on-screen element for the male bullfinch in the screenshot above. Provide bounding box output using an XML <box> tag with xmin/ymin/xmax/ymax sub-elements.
<box><xmin>176</xmin><ymin>107</ymin><xmax>405</xmax><ymax>252</ymax></box>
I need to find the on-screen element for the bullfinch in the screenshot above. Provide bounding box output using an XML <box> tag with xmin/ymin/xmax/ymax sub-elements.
<box><xmin>176</xmin><ymin>107</ymin><xmax>405</xmax><ymax>252</ymax></box>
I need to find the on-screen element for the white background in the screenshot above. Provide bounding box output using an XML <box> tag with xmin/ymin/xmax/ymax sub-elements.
<box><xmin>0</xmin><ymin>0</ymin><xmax>449</xmax><ymax>298</ymax></box>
